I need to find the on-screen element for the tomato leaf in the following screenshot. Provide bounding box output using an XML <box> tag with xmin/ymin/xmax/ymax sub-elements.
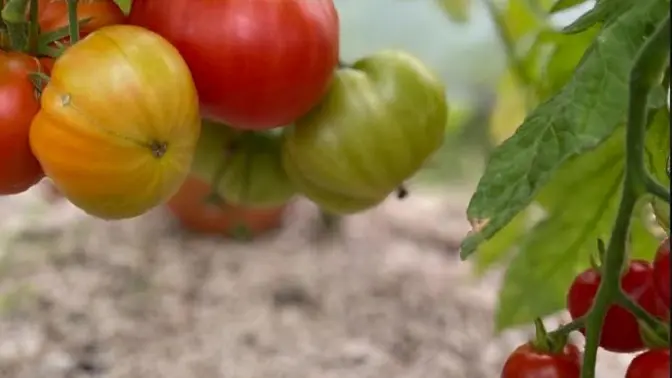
<box><xmin>549</xmin><ymin>0</ymin><xmax>591</xmax><ymax>13</ymax></box>
<box><xmin>540</xmin><ymin>26</ymin><xmax>599</xmax><ymax>97</ymax></box>
<box><xmin>646</xmin><ymin>109</ymin><xmax>671</xmax><ymax>233</ymax></box>
<box><xmin>472</xmin><ymin>210</ymin><xmax>528</xmax><ymax>274</ymax></box>
<box><xmin>459</xmin><ymin>0</ymin><xmax>667</xmax><ymax>259</ymax></box>
<box><xmin>494</xmin><ymin>117</ymin><xmax>666</xmax><ymax>330</ymax></box>
<box><xmin>645</xmin><ymin>109</ymin><xmax>671</xmax><ymax>189</ymax></box>
<box><xmin>561</xmin><ymin>0</ymin><xmax>634</xmax><ymax>34</ymax></box>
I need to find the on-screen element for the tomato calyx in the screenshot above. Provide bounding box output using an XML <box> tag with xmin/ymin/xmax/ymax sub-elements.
<box><xmin>26</xmin><ymin>69</ymin><xmax>49</xmax><ymax>96</ymax></box>
<box><xmin>530</xmin><ymin>318</ymin><xmax>571</xmax><ymax>355</ymax></box>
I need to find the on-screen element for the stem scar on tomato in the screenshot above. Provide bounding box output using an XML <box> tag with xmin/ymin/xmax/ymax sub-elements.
<box><xmin>60</xmin><ymin>93</ymin><xmax>71</xmax><ymax>106</ymax></box>
<box><xmin>149</xmin><ymin>141</ymin><xmax>168</xmax><ymax>158</ymax></box>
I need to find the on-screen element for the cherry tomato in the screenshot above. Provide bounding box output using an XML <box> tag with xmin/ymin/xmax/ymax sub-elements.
<box><xmin>167</xmin><ymin>175</ymin><xmax>287</xmax><ymax>238</ymax></box>
<box><xmin>566</xmin><ymin>260</ymin><xmax>667</xmax><ymax>353</ymax></box>
<box><xmin>653</xmin><ymin>237</ymin><xmax>670</xmax><ymax>308</ymax></box>
<box><xmin>625</xmin><ymin>349</ymin><xmax>670</xmax><ymax>378</ymax></box>
<box><xmin>29</xmin><ymin>25</ymin><xmax>201</xmax><ymax>220</ymax></box>
<box><xmin>128</xmin><ymin>0</ymin><xmax>340</xmax><ymax>130</ymax></box>
<box><xmin>36</xmin><ymin>0</ymin><xmax>125</xmax><ymax>41</ymax></box>
<box><xmin>0</xmin><ymin>52</ymin><xmax>48</xmax><ymax>195</ymax></box>
<box><xmin>501</xmin><ymin>342</ymin><xmax>581</xmax><ymax>378</ymax></box>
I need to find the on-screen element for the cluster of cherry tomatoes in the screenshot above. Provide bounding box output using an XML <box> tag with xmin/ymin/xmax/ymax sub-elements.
<box><xmin>1</xmin><ymin>0</ymin><xmax>449</xmax><ymax>225</ymax></box>
<box><xmin>502</xmin><ymin>237</ymin><xmax>670</xmax><ymax>377</ymax></box>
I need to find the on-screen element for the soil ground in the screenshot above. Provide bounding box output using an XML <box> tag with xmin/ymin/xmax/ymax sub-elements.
<box><xmin>0</xmin><ymin>183</ymin><xmax>634</xmax><ymax>378</ymax></box>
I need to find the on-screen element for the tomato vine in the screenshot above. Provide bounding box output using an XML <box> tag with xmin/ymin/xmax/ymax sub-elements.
<box><xmin>576</xmin><ymin>16</ymin><xmax>670</xmax><ymax>377</ymax></box>
<box><xmin>463</xmin><ymin>0</ymin><xmax>670</xmax><ymax>376</ymax></box>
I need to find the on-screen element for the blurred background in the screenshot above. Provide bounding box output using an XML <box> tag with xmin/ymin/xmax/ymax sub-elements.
<box><xmin>0</xmin><ymin>1</ymin><xmax>640</xmax><ymax>377</ymax></box>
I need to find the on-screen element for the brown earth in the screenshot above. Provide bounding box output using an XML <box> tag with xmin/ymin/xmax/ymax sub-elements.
<box><xmin>0</xmin><ymin>183</ymin><xmax>634</xmax><ymax>378</ymax></box>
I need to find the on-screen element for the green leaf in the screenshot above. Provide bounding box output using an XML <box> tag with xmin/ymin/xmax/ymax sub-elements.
<box><xmin>473</xmin><ymin>210</ymin><xmax>528</xmax><ymax>274</ymax></box>
<box><xmin>550</xmin><ymin>0</ymin><xmax>591</xmax><ymax>13</ymax></box>
<box><xmin>494</xmin><ymin>121</ymin><xmax>663</xmax><ymax>330</ymax></box>
<box><xmin>646</xmin><ymin>109</ymin><xmax>671</xmax><ymax>233</ymax></box>
<box><xmin>435</xmin><ymin>0</ymin><xmax>471</xmax><ymax>23</ymax></box>
<box><xmin>541</xmin><ymin>26</ymin><xmax>599</xmax><ymax>96</ymax></box>
<box><xmin>562</xmin><ymin>0</ymin><xmax>635</xmax><ymax>34</ymax></box>
<box><xmin>645</xmin><ymin>108</ymin><xmax>671</xmax><ymax>187</ymax></box>
<box><xmin>460</xmin><ymin>0</ymin><xmax>667</xmax><ymax>259</ymax></box>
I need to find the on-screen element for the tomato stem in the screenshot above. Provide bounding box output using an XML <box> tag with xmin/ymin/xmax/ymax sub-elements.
<box><xmin>637</xmin><ymin>317</ymin><xmax>670</xmax><ymax>349</ymax></box>
<box><xmin>578</xmin><ymin>15</ymin><xmax>671</xmax><ymax>378</ymax></box>
<box><xmin>547</xmin><ymin>316</ymin><xmax>585</xmax><ymax>339</ymax></box>
<box><xmin>27</xmin><ymin>0</ymin><xmax>37</xmax><ymax>54</ymax></box>
<box><xmin>396</xmin><ymin>185</ymin><xmax>409</xmax><ymax>199</ymax></box>
<box><xmin>1</xmin><ymin>0</ymin><xmax>29</xmax><ymax>52</ymax></box>
<box><xmin>66</xmin><ymin>0</ymin><xmax>78</xmax><ymax>44</ymax></box>
<box><xmin>615</xmin><ymin>290</ymin><xmax>669</xmax><ymax>334</ymax></box>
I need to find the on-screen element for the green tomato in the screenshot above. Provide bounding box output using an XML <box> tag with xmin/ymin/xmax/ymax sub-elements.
<box><xmin>190</xmin><ymin>120</ymin><xmax>295</xmax><ymax>208</ymax></box>
<box><xmin>282</xmin><ymin>50</ymin><xmax>448</xmax><ymax>214</ymax></box>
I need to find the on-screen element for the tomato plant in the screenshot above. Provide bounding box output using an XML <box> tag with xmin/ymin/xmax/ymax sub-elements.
<box><xmin>653</xmin><ymin>237</ymin><xmax>670</xmax><ymax>308</ymax></box>
<box><xmin>127</xmin><ymin>0</ymin><xmax>339</xmax><ymax>130</ymax></box>
<box><xmin>29</xmin><ymin>24</ymin><xmax>201</xmax><ymax>219</ymax></box>
<box><xmin>501</xmin><ymin>343</ymin><xmax>581</xmax><ymax>378</ymax></box>
<box><xmin>190</xmin><ymin>120</ymin><xmax>295</xmax><ymax>208</ymax></box>
<box><xmin>36</xmin><ymin>0</ymin><xmax>126</xmax><ymax>39</ymax></box>
<box><xmin>625</xmin><ymin>349</ymin><xmax>670</xmax><ymax>378</ymax></box>
<box><xmin>282</xmin><ymin>50</ymin><xmax>448</xmax><ymax>214</ymax></box>
<box><xmin>458</xmin><ymin>0</ymin><xmax>670</xmax><ymax>376</ymax></box>
<box><xmin>167</xmin><ymin>175</ymin><xmax>287</xmax><ymax>238</ymax></box>
<box><xmin>0</xmin><ymin>51</ymin><xmax>47</xmax><ymax>195</ymax></box>
<box><xmin>567</xmin><ymin>260</ymin><xmax>666</xmax><ymax>353</ymax></box>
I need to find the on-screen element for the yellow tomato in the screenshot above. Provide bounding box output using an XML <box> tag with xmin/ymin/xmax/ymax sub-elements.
<box><xmin>30</xmin><ymin>25</ymin><xmax>201</xmax><ymax>219</ymax></box>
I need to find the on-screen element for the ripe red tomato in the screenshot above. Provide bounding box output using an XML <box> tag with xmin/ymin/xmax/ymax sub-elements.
<box><xmin>566</xmin><ymin>260</ymin><xmax>667</xmax><ymax>353</ymax></box>
<box><xmin>167</xmin><ymin>175</ymin><xmax>287</xmax><ymax>238</ymax></box>
<box><xmin>0</xmin><ymin>52</ymin><xmax>47</xmax><ymax>195</ymax></box>
<box><xmin>625</xmin><ymin>349</ymin><xmax>670</xmax><ymax>378</ymax></box>
<box><xmin>501</xmin><ymin>342</ymin><xmax>581</xmax><ymax>378</ymax></box>
<box><xmin>653</xmin><ymin>237</ymin><xmax>670</xmax><ymax>308</ymax></box>
<box><xmin>37</xmin><ymin>0</ymin><xmax>126</xmax><ymax>39</ymax></box>
<box><xmin>128</xmin><ymin>0</ymin><xmax>340</xmax><ymax>130</ymax></box>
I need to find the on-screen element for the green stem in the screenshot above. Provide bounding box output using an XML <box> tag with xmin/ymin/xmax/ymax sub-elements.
<box><xmin>579</xmin><ymin>15</ymin><xmax>671</xmax><ymax>378</ymax></box>
<box><xmin>1</xmin><ymin>0</ymin><xmax>29</xmax><ymax>51</ymax></box>
<box><xmin>581</xmin><ymin>189</ymin><xmax>637</xmax><ymax>378</ymax></box>
<box><xmin>614</xmin><ymin>290</ymin><xmax>669</xmax><ymax>332</ymax></box>
<box><xmin>66</xmin><ymin>0</ymin><xmax>78</xmax><ymax>44</ymax></box>
<box><xmin>27</xmin><ymin>0</ymin><xmax>37</xmax><ymax>54</ymax></box>
<box><xmin>644</xmin><ymin>175</ymin><xmax>670</xmax><ymax>202</ymax></box>
<box><xmin>547</xmin><ymin>316</ymin><xmax>585</xmax><ymax>339</ymax></box>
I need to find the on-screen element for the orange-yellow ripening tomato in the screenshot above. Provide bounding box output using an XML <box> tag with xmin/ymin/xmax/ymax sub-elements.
<box><xmin>29</xmin><ymin>25</ymin><xmax>201</xmax><ymax>220</ymax></box>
